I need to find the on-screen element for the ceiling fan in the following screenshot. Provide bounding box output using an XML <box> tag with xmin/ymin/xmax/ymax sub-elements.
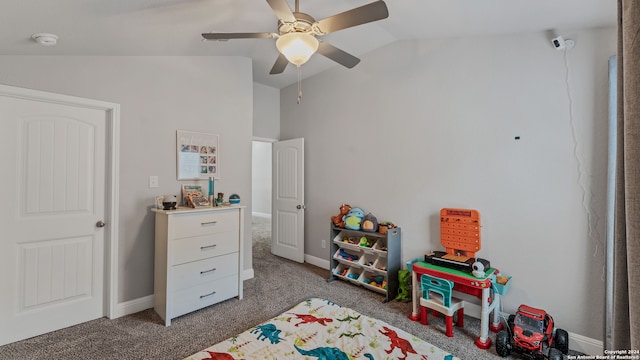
<box><xmin>202</xmin><ymin>0</ymin><xmax>389</xmax><ymax>75</ymax></box>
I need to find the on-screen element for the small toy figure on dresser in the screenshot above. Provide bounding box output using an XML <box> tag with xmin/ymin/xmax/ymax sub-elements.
<box><xmin>331</xmin><ymin>204</ymin><xmax>351</xmax><ymax>228</ymax></box>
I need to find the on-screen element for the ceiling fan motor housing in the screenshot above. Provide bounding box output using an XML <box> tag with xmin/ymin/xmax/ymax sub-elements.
<box><xmin>278</xmin><ymin>12</ymin><xmax>316</xmax><ymax>35</ymax></box>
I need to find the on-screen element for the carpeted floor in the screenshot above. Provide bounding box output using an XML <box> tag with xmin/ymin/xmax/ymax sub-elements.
<box><xmin>0</xmin><ymin>216</ymin><xmax>570</xmax><ymax>359</ymax></box>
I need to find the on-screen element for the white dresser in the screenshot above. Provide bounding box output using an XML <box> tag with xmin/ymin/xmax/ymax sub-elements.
<box><xmin>152</xmin><ymin>206</ymin><xmax>244</xmax><ymax>326</ymax></box>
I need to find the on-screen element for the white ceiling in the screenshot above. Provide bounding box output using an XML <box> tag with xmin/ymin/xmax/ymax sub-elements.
<box><xmin>0</xmin><ymin>0</ymin><xmax>616</xmax><ymax>89</ymax></box>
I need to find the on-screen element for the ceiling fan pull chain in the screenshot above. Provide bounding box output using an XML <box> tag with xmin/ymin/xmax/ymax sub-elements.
<box><xmin>297</xmin><ymin>66</ymin><xmax>303</xmax><ymax>104</ymax></box>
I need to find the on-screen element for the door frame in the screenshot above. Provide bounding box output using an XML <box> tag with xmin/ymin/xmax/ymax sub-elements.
<box><xmin>0</xmin><ymin>84</ymin><xmax>120</xmax><ymax>319</ymax></box>
<box><xmin>252</xmin><ymin>136</ymin><xmax>276</xmax><ymax>218</ymax></box>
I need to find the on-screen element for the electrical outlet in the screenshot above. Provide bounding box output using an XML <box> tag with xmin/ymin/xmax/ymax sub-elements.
<box><xmin>149</xmin><ymin>175</ymin><xmax>159</xmax><ymax>188</ymax></box>
<box><xmin>321</xmin><ymin>239</ymin><xmax>326</xmax><ymax>249</ymax></box>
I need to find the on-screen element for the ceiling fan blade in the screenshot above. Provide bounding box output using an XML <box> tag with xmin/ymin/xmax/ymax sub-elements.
<box><xmin>269</xmin><ymin>53</ymin><xmax>289</xmax><ymax>74</ymax></box>
<box><xmin>315</xmin><ymin>1</ymin><xmax>389</xmax><ymax>35</ymax></box>
<box><xmin>202</xmin><ymin>32</ymin><xmax>275</xmax><ymax>40</ymax></box>
<box><xmin>265</xmin><ymin>0</ymin><xmax>296</xmax><ymax>22</ymax></box>
<box><xmin>316</xmin><ymin>41</ymin><xmax>360</xmax><ymax>68</ymax></box>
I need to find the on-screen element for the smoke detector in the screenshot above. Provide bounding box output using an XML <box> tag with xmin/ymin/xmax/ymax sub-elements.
<box><xmin>31</xmin><ymin>33</ymin><xmax>58</xmax><ymax>46</ymax></box>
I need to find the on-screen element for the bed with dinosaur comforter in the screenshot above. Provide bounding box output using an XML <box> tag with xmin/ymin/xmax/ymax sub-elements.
<box><xmin>184</xmin><ymin>298</ymin><xmax>458</xmax><ymax>360</ymax></box>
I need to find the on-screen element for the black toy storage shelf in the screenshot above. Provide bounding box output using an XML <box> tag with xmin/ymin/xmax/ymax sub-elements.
<box><xmin>327</xmin><ymin>224</ymin><xmax>401</xmax><ymax>302</ymax></box>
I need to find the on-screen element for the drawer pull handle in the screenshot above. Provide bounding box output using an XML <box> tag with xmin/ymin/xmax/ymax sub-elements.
<box><xmin>200</xmin><ymin>290</ymin><xmax>217</xmax><ymax>299</ymax></box>
<box><xmin>200</xmin><ymin>267</ymin><xmax>217</xmax><ymax>275</ymax></box>
<box><xmin>200</xmin><ymin>244</ymin><xmax>217</xmax><ymax>250</ymax></box>
<box><xmin>201</xmin><ymin>221</ymin><xmax>218</xmax><ymax>226</ymax></box>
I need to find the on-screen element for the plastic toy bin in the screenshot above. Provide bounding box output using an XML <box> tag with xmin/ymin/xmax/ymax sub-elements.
<box><xmin>358</xmin><ymin>253</ymin><xmax>375</xmax><ymax>268</ymax></box>
<box><xmin>373</xmin><ymin>257</ymin><xmax>387</xmax><ymax>272</ymax></box>
<box><xmin>333</xmin><ymin>231</ymin><xmax>367</xmax><ymax>245</ymax></box>
<box><xmin>372</xmin><ymin>239</ymin><xmax>388</xmax><ymax>255</ymax></box>
<box><xmin>345</xmin><ymin>268</ymin><xmax>363</xmax><ymax>285</ymax></box>
<box><xmin>333</xmin><ymin>263</ymin><xmax>350</xmax><ymax>278</ymax></box>
<box><xmin>493</xmin><ymin>274</ymin><xmax>512</xmax><ymax>295</ymax></box>
<box><xmin>360</xmin><ymin>270</ymin><xmax>387</xmax><ymax>294</ymax></box>
<box><xmin>358</xmin><ymin>235</ymin><xmax>375</xmax><ymax>249</ymax></box>
<box><xmin>333</xmin><ymin>248</ymin><xmax>361</xmax><ymax>265</ymax></box>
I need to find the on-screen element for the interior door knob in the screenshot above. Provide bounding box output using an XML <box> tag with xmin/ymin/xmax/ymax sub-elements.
<box><xmin>296</xmin><ymin>204</ymin><xmax>306</xmax><ymax>209</ymax></box>
<box><xmin>96</xmin><ymin>220</ymin><xmax>106</xmax><ymax>228</ymax></box>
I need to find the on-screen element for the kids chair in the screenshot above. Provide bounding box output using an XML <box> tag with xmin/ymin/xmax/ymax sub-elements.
<box><xmin>420</xmin><ymin>274</ymin><xmax>465</xmax><ymax>337</ymax></box>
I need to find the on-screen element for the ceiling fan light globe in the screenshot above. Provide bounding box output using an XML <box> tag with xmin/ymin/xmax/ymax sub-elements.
<box><xmin>276</xmin><ymin>33</ymin><xmax>319</xmax><ymax>66</ymax></box>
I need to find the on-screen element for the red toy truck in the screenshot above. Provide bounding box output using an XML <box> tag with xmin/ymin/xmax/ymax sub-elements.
<box><xmin>496</xmin><ymin>304</ymin><xmax>569</xmax><ymax>360</ymax></box>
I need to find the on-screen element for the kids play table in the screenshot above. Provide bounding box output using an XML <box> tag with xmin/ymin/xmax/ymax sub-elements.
<box><xmin>408</xmin><ymin>260</ymin><xmax>503</xmax><ymax>349</ymax></box>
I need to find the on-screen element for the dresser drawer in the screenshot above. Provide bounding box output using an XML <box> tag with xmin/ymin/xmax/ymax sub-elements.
<box><xmin>171</xmin><ymin>210</ymin><xmax>238</xmax><ymax>239</ymax></box>
<box><xmin>170</xmin><ymin>231</ymin><xmax>239</xmax><ymax>265</ymax></box>
<box><xmin>170</xmin><ymin>252</ymin><xmax>239</xmax><ymax>292</ymax></box>
<box><xmin>170</xmin><ymin>274</ymin><xmax>239</xmax><ymax>319</ymax></box>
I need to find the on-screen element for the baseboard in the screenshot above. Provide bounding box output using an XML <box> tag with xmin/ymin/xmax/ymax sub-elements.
<box><xmin>115</xmin><ymin>295</ymin><xmax>154</xmax><ymax>318</ymax></box>
<box><xmin>568</xmin><ymin>332</ymin><xmax>603</xmax><ymax>356</ymax></box>
<box><xmin>305</xmin><ymin>253</ymin><xmax>330</xmax><ymax>269</ymax></box>
<box><xmin>243</xmin><ymin>268</ymin><xmax>255</xmax><ymax>280</ymax></box>
<box><xmin>252</xmin><ymin>212</ymin><xmax>271</xmax><ymax>218</ymax></box>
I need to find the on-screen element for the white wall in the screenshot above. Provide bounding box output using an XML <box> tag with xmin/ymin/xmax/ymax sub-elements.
<box><xmin>281</xmin><ymin>27</ymin><xmax>616</xmax><ymax>342</ymax></box>
<box><xmin>252</xmin><ymin>141</ymin><xmax>272</xmax><ymax>216</ymax></box>
<box><xmin>253</xmin><ymin>83</ymin><xmax>280</xmax><ymax>140</ymax></box>
<box><xmin>0</xmin><ymin>56</ymin><xmax>254</xmax><ymax>303</ymax></box>
<box><xmin>251</xmin><ymin>83</ymin><xmax>279</xmax><ymax>217</ymax></box>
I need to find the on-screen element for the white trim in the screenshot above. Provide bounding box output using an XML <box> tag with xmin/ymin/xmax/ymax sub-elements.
<box><xmin>305</xmin><ymin>254</ymin><xmax>330</xmax><ymax>269</ymax></box>
<box><xmin>464</xmin><ymin>302</ymin><xmax>484</xmax><ymax>319</ymax></box>
<box><xmin>252</xmin><ymin>212</ymin><xmax>272</xmax><ymax>219</ymax></box>
<box><xmin>568</xmin><ymin>332</ymin><xmax>603</xmax><ymax>356</ymax></box>
<box><xmin>106</xmin><ymin>105</ymin><xmax>121</xmax><ymax>319</ymax></box>
<box><xmin>0</xmin><ymin>84</ymin><xmax>121</xmax><ymax>321</ymax></box>
<box><xmin>252</xmin><ymin>136</ymin><xmax>277</xmax><ymax>143</ymax></box>
<box><xmin>243</xmin><ymin>268</ymin><xmax>255</xmax><ymax>280</ymax></box>
<box><xmin>117</xmin><ymin>295</ymin><xmax>154</xmax><ymax>317</ymax></box>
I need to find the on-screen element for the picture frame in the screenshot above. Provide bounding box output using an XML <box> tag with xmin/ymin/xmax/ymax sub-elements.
<box><xmin>176</xmin><ymin>130</ymin><xmax>220</xmax><ymax>180</ymax></box>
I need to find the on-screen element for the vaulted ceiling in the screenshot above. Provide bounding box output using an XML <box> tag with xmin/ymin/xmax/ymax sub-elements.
<box><xmin>0</xmin><ymin>0</ymin><xmax>616</xmax><ymax>89</ymax></box>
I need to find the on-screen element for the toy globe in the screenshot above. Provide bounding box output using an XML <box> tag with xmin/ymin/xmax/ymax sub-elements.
<box><xmin>229</xmin><ymin>194</ymin><xmax>240</xmax><ymax>204</ymax></box>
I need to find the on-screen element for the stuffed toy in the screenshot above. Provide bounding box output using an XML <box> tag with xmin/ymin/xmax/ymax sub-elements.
<box><xmin>378</xmin><ymin>221</ymin><xmax>396</xmax><ymax>235</ymax></box>
<box><xmin>331</xmin><ymin>204</ymin><xmax>351</xmax><ymax>228</ymax></box>
<box><xmin>343</xmin><ymin>207</ymin><xmax>365</xmax><ymax>230</ymax></box>
<box><xmin>361</xmin><ymin>212</ymin><xmax>378</xmax><ymax>232</ymax></box>
<box><xmin>395</xmin><ymin>269</ymin><xmax>411</xmax><ymax>302</ymax></box>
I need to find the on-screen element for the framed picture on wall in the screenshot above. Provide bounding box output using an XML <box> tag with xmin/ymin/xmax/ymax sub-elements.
<box><xmin>176</xmin><ymin>130</ymin><xmax>220</xmax><ymax>180</ymax></box>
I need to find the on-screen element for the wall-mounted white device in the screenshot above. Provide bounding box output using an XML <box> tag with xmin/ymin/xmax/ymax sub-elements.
<box><xmin>551</xmin><ymin>35</ymin><xmax>575</xmax><ymax>50</ymax></box>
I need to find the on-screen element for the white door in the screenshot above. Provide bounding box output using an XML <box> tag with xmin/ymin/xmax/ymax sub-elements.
<box><xmin>0</xmin><ymin>92</ymin><xmax>107</xmax><ymax>346</ymax></box>
<box><xmin>271</xmin><ymin>138</ymin><xmax>305</xmax><ymax>263</ymax></box>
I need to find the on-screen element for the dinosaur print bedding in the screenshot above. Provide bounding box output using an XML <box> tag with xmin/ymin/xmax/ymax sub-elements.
<box><xmin>184</xmin><ymin>298</ymin><xmax>458</xmax><ymax>360</ymax></box>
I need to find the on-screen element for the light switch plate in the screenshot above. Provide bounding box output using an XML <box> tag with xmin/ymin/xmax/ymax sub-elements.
<box><xmin>149</xmin><ymin>175</ymin><xmax>159</xmax><ymax>188</ymax></box>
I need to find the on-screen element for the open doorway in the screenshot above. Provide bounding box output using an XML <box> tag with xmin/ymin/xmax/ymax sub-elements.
<box><xmin>252</xmin><ymin>140</ymin><xmax>273</xmax><ymax>247</ymax></box>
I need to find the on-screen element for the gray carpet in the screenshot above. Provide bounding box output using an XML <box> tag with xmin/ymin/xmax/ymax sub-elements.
<box><xmin>0</xmin><ymin>216</ymin><xmax>561</xmax><ymax>359</ymax></box>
